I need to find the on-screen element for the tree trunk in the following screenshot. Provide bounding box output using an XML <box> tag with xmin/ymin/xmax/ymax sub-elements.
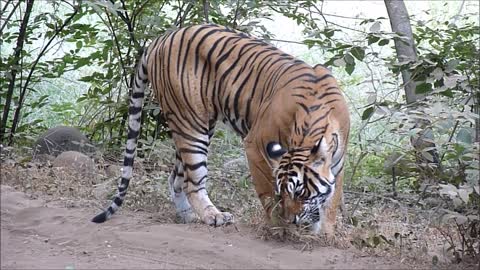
<box><xmin>0</xmin><ymin>0</ymin><xmax>34</xmax><ymax>144</ymax></box>
<box><xmin>384</xmin><ymin>0</ymin><xmax>423</xmax><ymax>103</ymax></box>
<box><xmin>384</xmin><ymin>0</ymin><xmax>441</xmax><ymax>179</ymax></box>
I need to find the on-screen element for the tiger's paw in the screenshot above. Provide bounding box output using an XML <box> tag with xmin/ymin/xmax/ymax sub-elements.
<box><xmin>202</xmin><ymin>208</ymin><xmax>234</xmax><ymax>227</ymax></box>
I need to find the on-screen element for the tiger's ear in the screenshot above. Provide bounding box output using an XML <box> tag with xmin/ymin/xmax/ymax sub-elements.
<box><xmin>266</xmin><ymin>142</ymin><xmax>286</xmax><ymax>160</ymax></box>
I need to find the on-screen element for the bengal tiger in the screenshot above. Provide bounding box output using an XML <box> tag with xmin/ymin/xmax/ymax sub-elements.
<box><xmin>92</xmin><ymin>24</ymin><xmax>350</xmax><ymax>235</ymax></box>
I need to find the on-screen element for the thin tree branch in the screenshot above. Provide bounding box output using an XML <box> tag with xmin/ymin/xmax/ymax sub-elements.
<box><xmin>1</xmin><ymin>0</ymin><xmax>34</xmax><ymax>144</ymax></box>
<box><xmin>109</xmin><ymin>0</ymin><xmax>139</xmax><ymax>51</ymax></box>
<box><xmin>202</xmin><ymin>0</ymin><xmax>209</xmax><ymax>23</ymax></box>
<box><xmin>132</xmin><ymin>0</ymin><xmax>155</xmax><ymax>27</ymax></box>
<box><xmin>105</xmin><ymin>11</ymin><xmax>130</xmax><ymax>88</ymax></box>
<box><xmin>0</xmin><ymin>0</ymin><xmax>21</xmax><ymax>35</ymax></box>
<box><xmin>176</xmin><ymin>2</ymin><xmax>193</xmax><ymax>28</ymax></box>
<box><xmin>230</xmin><ymin>0</ymin><xmax>244</xmax><ymax>28</ymax></box>
<box><xmin>1</xmin><ymin>0</ymin><xmax>13</xmax><ymax>15</ymax></box>
<box><xmin>173</xmin><ymin>0</ymin><xmax>185</xmax><ymax>26</ymax></box>
<box><xmin>321</xmin><ymin>12</ymin><xmax>374</xmax><ymax>21</ymax></box>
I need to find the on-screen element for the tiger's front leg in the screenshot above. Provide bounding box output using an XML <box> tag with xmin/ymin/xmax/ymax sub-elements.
<box><xmin>322</xmin><ymin>170</ymin><xmax>345</xmax><ymax>236</ymax></box>
<box><xmin>175</xmin><ymin>133</ymin><xmax>234</xmax><ymax>227</ymax></box>
<box><xmin>244</xmin><ymin>144</ymin><xmax>278</xmax><ymax>223</ymax></box>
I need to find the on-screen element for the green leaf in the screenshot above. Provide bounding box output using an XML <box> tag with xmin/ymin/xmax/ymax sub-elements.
<box><xmin>368</xmin><ymin>35</ymin><xmax>380</xmax><ymax>45</ymax></box>
<box><xmin>415</xmin><ymin>82</ymin><xmax>432</xmax><ymax>94</ymax></box>
<box><xmin>362</xmin><ymin>106</ymin><xmax>374</xmax><ymax>120</ymax></box>
<box><xmin>345</xmin><ymin>63</ymin><xmax>355</xmax><ymax>75</ymax></box>
<box><xmin>378</xmin><ymin>39</ymin><xmax>390</xmax><ymax>46</ymax></box>
<box><xmin>324</xmin><ymin>29</ymin><xmax>335</xmax><ymax>38</ymax></box>
<box><xmin>344</xmin><ymin>53</ymin><xmax>355</xmax><ymax>65</ymax></box>
<box><xmin>440</xmin><ymin>89</ymin><xmax>453</xmax><ymax>98</ymax></box>
<box><xmin>76</xmin><ymin>41</ymin><xmax>82</xmax><ymax>50</ymax></box>
<box><xmin>351</xmin><ymin>47</ymin><xmax>365</xmax><ymax>61</ymax></box>
<box><xmin>74</xmin><ymin>58</ymin><xmax>90</xmax><ymax>69</ymax></box>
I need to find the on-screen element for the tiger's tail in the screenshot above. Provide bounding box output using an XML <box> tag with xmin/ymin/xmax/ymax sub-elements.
<box><xmin>92</xmin><ymin>50</ymin><xmax>149</xmax><ymax>223</ymax></box>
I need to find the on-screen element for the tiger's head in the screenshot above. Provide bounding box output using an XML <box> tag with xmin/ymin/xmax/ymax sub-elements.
<box><xmin>265</xmin><ymin>108</ymin><xmax>345</xmax><ymax>232</ymax></box>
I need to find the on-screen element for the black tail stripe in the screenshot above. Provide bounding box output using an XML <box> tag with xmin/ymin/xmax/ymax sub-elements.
<box><xmin>183</xmin><ymin>161</ymin><xmax>207</xmax><ymax>171</ymax></box>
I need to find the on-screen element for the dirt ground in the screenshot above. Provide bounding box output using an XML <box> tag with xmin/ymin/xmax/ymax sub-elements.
<box><xmin>1</xmin><ymin>184</ymin><xmax>415</xmax><ymax>270</ymax></box>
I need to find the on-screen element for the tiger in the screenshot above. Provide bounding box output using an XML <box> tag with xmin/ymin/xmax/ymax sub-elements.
<box><xmin>92</xmin><ymin>24</ymin><xmax>350</xmax><ymax>235</ymax></box>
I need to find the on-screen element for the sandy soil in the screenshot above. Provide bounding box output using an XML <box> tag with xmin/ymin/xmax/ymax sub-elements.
<box><xmin>1</xmin><ymin>184</ymin><xmax>411</xmax><ymax>269</ymax></box>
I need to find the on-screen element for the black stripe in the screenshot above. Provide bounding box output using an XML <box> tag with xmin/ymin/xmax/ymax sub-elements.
<box><xmin>113</xmin><ymin>196</ymin><xmax>123</xmax><ymax>207</ymax></box>
<box><xmin>178</xmin><ymin>147</ymin><xmax>208</xmax><ymax>155</ymax></box>
<box><xmin>305</xmin><ymin>74</ymin><xmax>333</xmax><ymax>83</ymax></box>
<box><xmin>195</xmin><ymin>28</ymin><xmax>223</xmax><ymax>72</ymax></box>
<box><xmin>183</xmin><ymin>161</ymin><xmax>207</xmax><ymax>171</ymax></box>
<box><xmin>309</xmin><ymin>124</ymin><xmax>329</xmax><ymax>138</ymax></box>
<box><xmin>134</xmin><ymin>77</ymin><xmax>142</xmax><ymax>88</ymax></box>
<box><xmin>292</xmin><ymin>94</ymin><xmax>307</xmax><ymax>99</ymax></box>
<box><xmin>317</xmin><ymin>92</ymin><xmax>341</xmax><ymax>100</ymax></box>
<box><xmin>169</xmin><ymin>129</ymin><xmax>209</xmax><ymax>147</ymax></box>
<box><xmin>186</xmin><ymin>187</ymin><xmax>206</xmax><ymax>195</ymax></box>
<box><xmin>123</xmin><ymin>157</ymin><xmax>134</xmax><ymax>166</ymax></box>
<box><xmin>129</xmin><ymin>106</ymin><xmax>142</xmax><ymax>115</ymax></box>
<box><xmin>332</xmin><ymin>133</ymin><xmax>339</xmax><ymax>156</ymax></box>
<box><xmin>185</xmin><ymin>175</ymin><xmax>207</xmax><ymax>185</ymax></box>
<box><xmin>176</xmin><ymin>28</ymin><xmax>188</xmax><ymax>75</ymax></box>
<box><xmin>186</xmin><ymin>142</ymin><xmax>209</xmax><ymax>154</ymax></box>
<box><xmin>296</xmin><ymin>102</ymin><xmax>309</xmax><ymax>113</ymax></box>
<box><xmin>281</xmin><ymin>72</ymin><xmax>317</xmax><ymax>88</ymax></box>
<box><xmin>310</xmin><ymin>107</ymin><xmax>334</xmax><ymax>128</ymax></box>
<box><xmin>324</xmin><ymin>99</ymin><xmax>339</xmax><ymax>105</ymax></box>
<box><xmin>332</xmin><ymin>162</ymin><xmax>344</xmax><ymax>177</ymax></box>
<box><xmin>127</xmin><ymin>129</ymin><xmax>140</xmax><ymax>140</ymax></box>
<box><xmin>132</xmin><ymin>92</ymin><xmax>144</xmax><ymax>99</ymax></box>
<box><xmin>294</xmin><ymin>86</ymin><xmax>313</xmax><ymax>90</ymax></box>
<box><xmin>141</xmin><ymin>62</ymin><xmax>148</xmax><ymax>77</ymax></box>
<box><xmin>233</xmin><ymin>67</ymin><xmax>254</xmax><ymax>120</ymax></box>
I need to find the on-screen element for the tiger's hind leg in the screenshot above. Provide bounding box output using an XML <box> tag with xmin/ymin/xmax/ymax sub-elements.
<box><xmin>168</xmin><ymin>152</ymin><xmax>198</xmax><ymax>223</ymax></box>
<box><xmin>173</xmin><ymin>131</ymin><xmax>233</xmax><ymax>227</ymax></box>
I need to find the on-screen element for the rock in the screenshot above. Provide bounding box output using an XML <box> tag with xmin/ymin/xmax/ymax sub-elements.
<box><xmin>33</xmin><ymin>126</ymin><xmax>96</xmax><ymax>158</ymax></box>
<box><xmin>52</xmin><ymin>151</ymin><xmax>96</xmax><ymax>177</ymax></box>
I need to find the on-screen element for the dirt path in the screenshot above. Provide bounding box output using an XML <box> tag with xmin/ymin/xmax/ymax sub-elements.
<box><xmin>1</xmin><ymin>184</ymin><xmax>408</xmax><ymax>269</ymax></box>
